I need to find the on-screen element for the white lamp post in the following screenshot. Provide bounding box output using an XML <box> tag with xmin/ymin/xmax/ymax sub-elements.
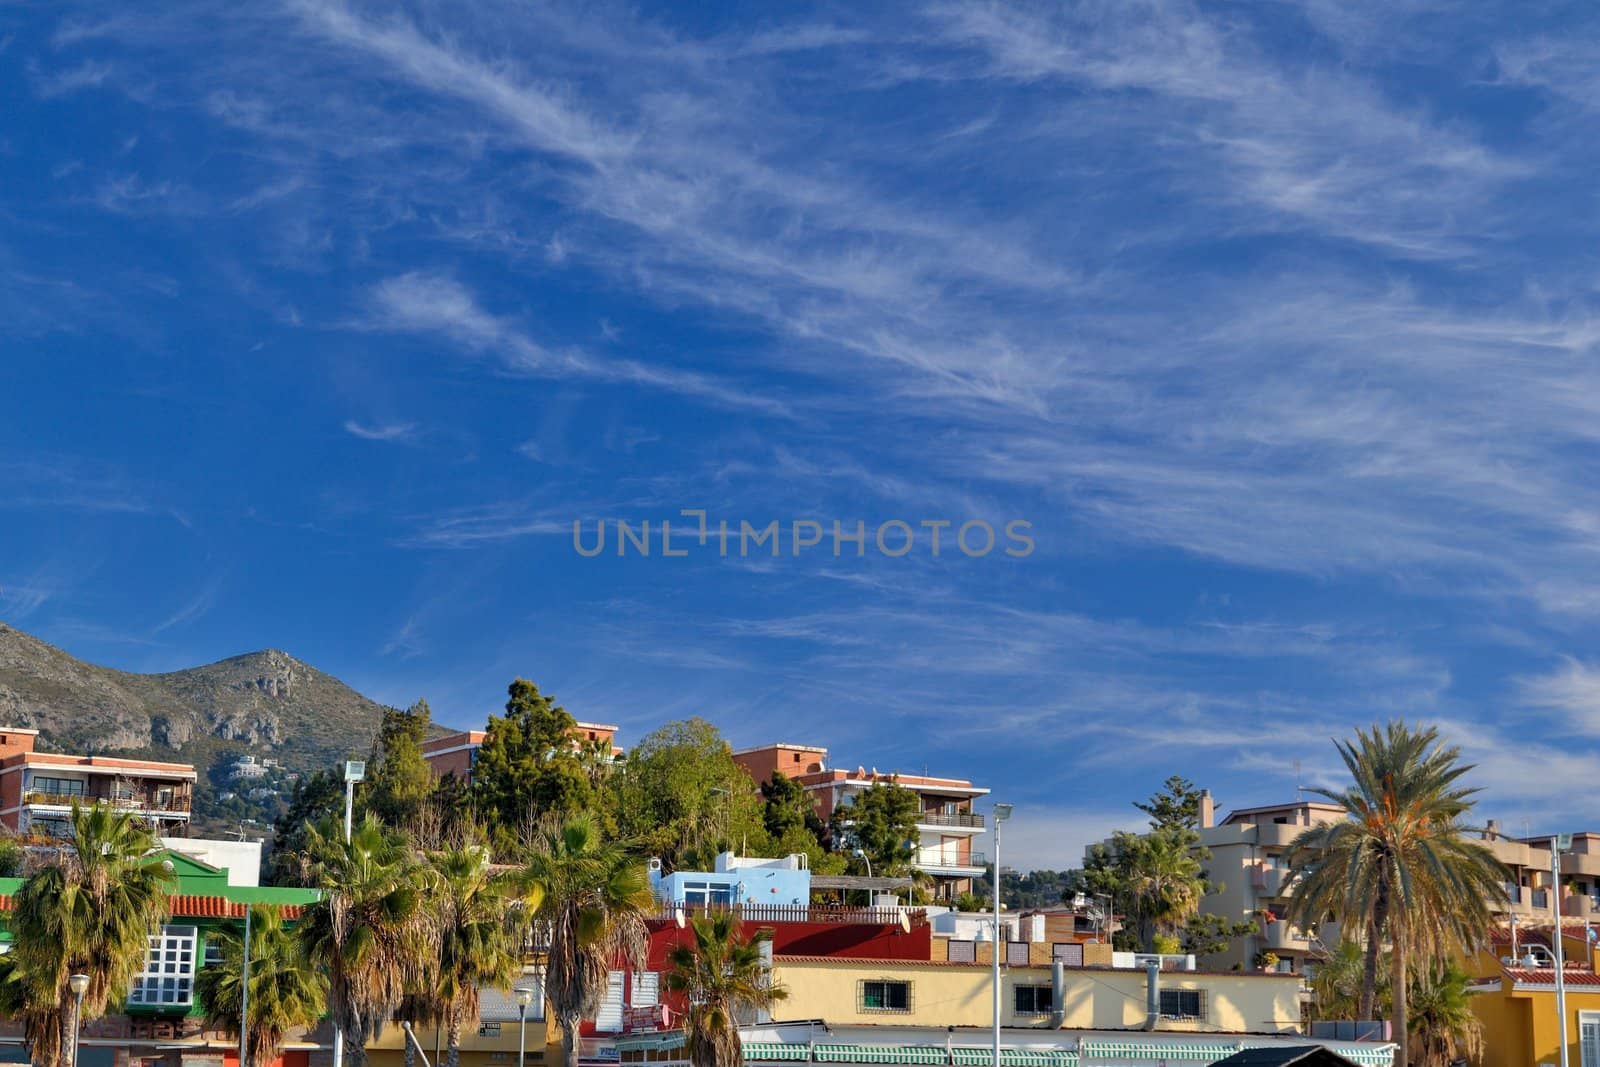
<box><xmin>67</xmin><ymin>973</ymin><xmax>90</xmax><ymax>1067</ymax></box>
<box><xmin>991</xmin><ymin>804</ymin><xmax>1013</xmax><ymax>1067</ymax></box>
<box><xmin>515</xmin><ymin>986</ymin><xmax>535</xmax><ymax>1067</ymax></box>
<box><xmin>332</xmin><ymin>760</ymin><xmax>365</xmax><ymax>1067</ymax></box>
<box><xmin>1554</xmin><ymin>833</ymin><xmax>1573</xmax><ymax>1067</ymax></box>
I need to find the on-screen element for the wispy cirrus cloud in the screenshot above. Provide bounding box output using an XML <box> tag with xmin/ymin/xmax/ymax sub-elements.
<box><xmin>343</xmin><ymin>419</ymin><xmax>417</xmax><ymax>442</ymax></box>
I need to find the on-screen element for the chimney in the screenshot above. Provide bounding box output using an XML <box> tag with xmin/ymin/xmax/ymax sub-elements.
<box><xmin>1143</xmin><ymin>959</ymin><xmax>1161</xmax><ymax>1031</ymax></box>
<box><xmin>1198</xmin><ymin>790</ymin><xmax>1215</xmax><ymax>829</ymax></box>
<box><xmin>1485</xmin><ymin>818</ymin><xmax>1499</xmax><ymax>842</ymax></box>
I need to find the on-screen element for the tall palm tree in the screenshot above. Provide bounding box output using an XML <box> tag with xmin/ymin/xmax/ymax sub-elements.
<box><xmin>1407</xmin><ymin>961</ymin><xmax>1482</xmax><ymax>1067</ymax></box>
<box><xmin>8</xmin><ymin>804</ymin><xmax>173</xmax><ymax>1067</ymax></box>
<box><xmin>520</xmin><ymin>813</ymin><xmax>653</xmax><ymax>1067</ymax></box>
<box><xmin>664</xmin><ymin>913</ymin><xmax>786</xmax><ymax>1067</ymax></box>
<box><xmin>1285</xmin><ymin>722</ymin><xmax>1508</xmax><ymax>1067</ymax></box>
<box><xmin>298</xmin><ymin>814</ymin><xmax>434</xmax><ymax>1067</ymax></box>
<box><xmin>1121</xmin><ymin>829</ymin><xmax>1206</xmax><ymax>951</ymax></box>
<box><xmin>427</xmin><ymin>844</ymin><xmax>540</xmax><ymax>1067</ymax></box>
<box><xmin>197</xmin><ymin>904</ymin><xmax>328</xmax><ymax>1067</ymax></box>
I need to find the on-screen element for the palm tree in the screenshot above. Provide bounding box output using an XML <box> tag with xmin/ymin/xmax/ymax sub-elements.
<box><xmin>1121</xmin><ymin>829</ymin><xmax>1206</xmax><ymax>951</ymax></box>
<box><xmin>298</xmin><ymin>814</ymin><xmax>434</xmax><ymax>1067</ymax></box>
<box><xmin>197</xmin><ymin>904</ymin><xmax>327</xmax><ymax>1067</ymax></box>
<box><xmin>1308</xmin><ymin>939</ymin><xmax>1368</xmax><ymax>1022</ymax></box>
<box><xmin>7</xmin><ymin>804</ymin><xmax>174</xmax><ymax>1067</ymax></box>
<box><xmin>520</xmin><ymin>813</ymin><xmax>653</xmax><ymax>1067</ymax></box>
<box><xmin>1285</xmin><ymin>721</ymin><xmax>1509</xmax><ymax>1067</ymax></box>
<box><xmin>427</xmin><ymin>844</ymin><xmax>540</xmax><ymax>1067</ymax></box>
<box><xmin>1407</xmin><ymin>961</ymin><xmax>1482</xmax><ymax>1067</ymax></box>
<box><xmin>664</xmin><ymin>913</ymin><xmax>786</xmax><ymax>1067</ymax></box>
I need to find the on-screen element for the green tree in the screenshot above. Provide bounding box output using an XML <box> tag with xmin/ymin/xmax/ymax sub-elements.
<box><xmin>831</xmin><ymin>781</ymin><xmax>920</xmax><ymax>876</ymax></box>
<box><xmin>1285</xmin><ymin>722</ymin><xmax>1508</xmax><ymax>1067</ymax></box>
<box><xmin>664</xmin><ymin>912</ymin><xmax>787</xmax><ymax>1067</ymax></box>
<box><xmin>1179</xmin><ymin>914</ymin><xmax>1257</xmax><ymax>964</ymax></box>
<box><xmin>760</xmin><ymin>772</ymin><xmax>826</xmax><ymax>843</ymax></box>
<box><xmin>267</xmin><ymin>769</ymin><xmax>345</xmax><ymax>885</ymax></box>
<box><xmin>1121</xmin><ymin>829</ymin><xmax>1207</xmax><ymax>950</ymax></box>
<box><xmin>0</xmin><ymin>837</ymin><xmax>24</xmax><ymax>877</ymax></box>
<box><xmin>520</xmin><ymin>814</ymin><xmax>653</xmax><ymax>1067</ymax></box>
<box><xmin>1407</xmin><ymin>961</ymin><xmax>1482</xmax><ymax>1067</ymax></box>
<box><xmin>1134</xmin><ymin>776</ymin><xmax>1205</xmax><ymax>833</ymax></box>
<box><xmin>426</xmin><ymin>844</ymin><xmax>536</xmax><ymax>1067</ymax></box>
<box><xmin>298</xmin><ymin>814</ymin><xmax>434</xmax><ymax>1067</ymax></box>
<box><xmin>1307</xmin><ymin>939</ymin><xmax>1368</xmax><ymax>1022</ymax></box>
<box><xmin>367</xmin><ymin>700</ymin><xmax>436</xmax><ymax>832</ymax></box>
<box><xmin>473</xmin><ymin>680</ymin><xmax>596</xmax><ymax>849</ymax></box>
<box><xmin>611</xmin><ymin>719</ymin><xmax>766</xmax><ymax>870</ymax></box>
<box><xmin>197</xmin><ymin>904</ymin><xmax>328</xmax><ymax>1067</ymax></box>
<box><xmin>8</xmin><ymin>804</ymin><xmax>174</xmax><ymax>1067</ymax></box>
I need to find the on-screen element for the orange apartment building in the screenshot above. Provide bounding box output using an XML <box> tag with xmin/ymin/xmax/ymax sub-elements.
<box><xmin>421</xmin><ymin>721</ymin><xmax>622</xmax><ymax>783</ymax></box>
<box><xmin>732</xmin><ymin>742</ymin><xmax>990</xmax><ymax>901</ymax></box>
<box><xmin>0</xmin><ymin>728</ymin><xmax>196</xmax><ymax>840</ymax></box>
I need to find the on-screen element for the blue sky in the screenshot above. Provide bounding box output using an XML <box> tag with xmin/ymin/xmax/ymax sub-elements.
<box><xmin>5</xmin><ymin>0</ymin><xmax>1600</xmax><ymax>870</ymax></box>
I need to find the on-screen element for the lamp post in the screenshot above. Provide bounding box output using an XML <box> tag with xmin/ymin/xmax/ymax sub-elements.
<box><xmin>852</xmin><ymin>849</ymin><xmax>873</xmax><ymax>908</ymax></box>
<box><xmin>332</xmin><ymin>760</ymin><xmax>365</xmax><ymax>1067</ymax></box>
<box><xmin>1554</xmin><ymin>833</ymin><xmax>1573</xmax><ymax>1067</ymax></box>
<box><xmin>991</xmin><ymin>803</ymin><xmax>1013</xmax><ymax>1067</ymax></box>
<box><xmin>239</xmin><ymin>903</ymin><xmax>253</xmax><ymax>1067</ymax></box>
<box><xmin>67</xmin><ymin>973</ymin><xmax>89</xmax><ymax>1067</ymax></box>
<box><xmin>515</xmin><ymin>987</ymin><xmax>535</xmax><ymax>1067</ymax></box>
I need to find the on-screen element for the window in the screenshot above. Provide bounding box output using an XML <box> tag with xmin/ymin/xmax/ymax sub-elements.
<box><xmin>203</xmin><ymin>938</ymin><xmax>224</xmax><ymax>968</ymax></box>
<box><xmin>680</xmin><ymin>881</ymin><xmax>734</xmax><ymax>908</ymax></box>
<box><xmin>30</xmin><ymin>777</ymin><xmax>87</xmax><ymax>798</ymax></box>
<box><xmin>859</xmin><ymin>980</ymin><xmax>911</xmax><ymax>1012</ymax></box>
<box><xmin>594</xmin><ymin>972</ymin><xmax>625</xmax><ymax>1032</ymax></box>
<box><xmin>1159</xmin><ymin>989</ymin><xmax>1206</xmax><ymax>1021</ymax></box>
<box><xmin>630</xmin><ymin>972</ymin><xmax>659</xmax><ymax>1008</ymax></box>
<box><xmin>129</xmin><ymin>926</ymin><xmax>198</xmax><ymax>1009</ymax></box>
<box><xmin>1580</xmin><ymin>1011</ymin><xmax>1600</xmax><ymax>1067</ymax></box>
<box><xmin>1014</xmin><ymin>986</ymin><xmax>1052</xmax><ymax>1015</ymax></box>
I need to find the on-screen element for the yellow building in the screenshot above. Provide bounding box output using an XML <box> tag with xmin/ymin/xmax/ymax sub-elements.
<box><xmin>1468</xmin><ymin>963</ymin><xmax>1600</xmax><ymax>1067</ymax></box>
<box><xmin>772</xmin><ymin>957</ymin><xmax>1305</xmax><ymax>1036</ymax></box>
<box><xmin>365</xmin><ymin>985</ymin><xmax>557</xmax><ymax>1067</ymax></box>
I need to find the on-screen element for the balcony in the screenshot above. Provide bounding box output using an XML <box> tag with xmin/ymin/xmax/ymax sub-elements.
<box><xmin>1260</xmin><ymin>921</ymin><xmax>1313</xmax><ymax>951</ymax></box>
<box><xmin>917</xmin><ymin>812</ymin><xmax>984</xmax><ymax>830</ymax></box>
<box><xmin>917</xmin><ymin>851</ymin><xmax>987</xmax><ymax>876</ymax></box>
<box><xmin>23</xmin><ymin>791</ymin><xmax>192</xmax><ymax>815</ymax></box>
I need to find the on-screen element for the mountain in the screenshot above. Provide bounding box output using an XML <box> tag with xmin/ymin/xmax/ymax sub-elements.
<box><xmin>0</xmin><ymin>622</ymin><xmax>390</xmax><ymax>835</ymax></box>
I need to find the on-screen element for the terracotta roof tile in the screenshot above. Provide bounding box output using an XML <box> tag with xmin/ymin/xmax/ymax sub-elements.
<box><xmin>1504</xmin><ymin>968</ymin><xmax>1600</xmax><ymax>986</ymax></box>
<box><xmin>0</xmin><ymin>892</ymin><xmax>302</xmax><ymax>920</ymax></box>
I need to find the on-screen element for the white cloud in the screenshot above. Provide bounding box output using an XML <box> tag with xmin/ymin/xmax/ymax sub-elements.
<box><xmin>343</xmin><ymin>419</ymin><xmax>417</xmax><ymax>442</ymax></box>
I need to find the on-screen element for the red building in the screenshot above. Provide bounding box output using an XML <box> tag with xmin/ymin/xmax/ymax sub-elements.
<box><xmin>0</xmin><ymin>728</ymin><xmax>196</xmax><ymax>839</ymax></box>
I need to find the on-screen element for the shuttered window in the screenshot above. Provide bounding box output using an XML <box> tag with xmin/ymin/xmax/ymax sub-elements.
<box><xmin>595</xmin><ymin>971</ymin><xmax>626</xmax><ymax>1032</ymax></box>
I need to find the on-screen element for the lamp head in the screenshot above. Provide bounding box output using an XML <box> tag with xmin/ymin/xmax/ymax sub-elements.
<box><xmin>1557</xmin><ymin>833</ymin><xmax>1574</xmax><ymax>851</ymax></box>
<box><xmin>514</xmin><ymin>987</ymin><xmax>535</xmax><ymax>1008</ymax></box>
<box><xmin>68</xmin><ymin>974</ymin><xmax>90</xmax><ymax>997</ymax></box>
<box><xmin>994</xmin><ymin>803</ymin><xmax>1013</xmax><ymax>823</ymax></box>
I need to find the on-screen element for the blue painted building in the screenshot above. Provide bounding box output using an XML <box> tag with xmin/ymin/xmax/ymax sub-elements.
<box><xmin>652</xmin><ymin>851</ymin><xmax>810</xmax><ymax>907</ymax></box>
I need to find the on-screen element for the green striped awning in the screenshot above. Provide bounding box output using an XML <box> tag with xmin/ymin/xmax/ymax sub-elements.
<box><xmin>1079</xmin><ymin>1042</ymin><xmax>1236</xmax><ymax>1062</ymax></box>
<box><xmin>743</xmin><ymin>1044</ymin><xmax>812</xmax><ymax>1062</ymax></box>
<box><xmin>615</xmin><ymin>1032</ymin><xmax>688</xmax><ymax>1052</ymax></box>
<box><xmin>814</xmin><ymin>1045</ymin><xmax>949</xmax><ymax>1064</ymax></box>
<box><xmin>951</xmin><ymin>1048</ymin><xmax>1078</xmax><ymax>1067</ymax></box>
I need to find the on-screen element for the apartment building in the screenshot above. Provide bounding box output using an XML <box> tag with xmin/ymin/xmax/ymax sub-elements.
<box><xmin>732</xmin><ymin>743</ymin><xmax>989</xmax><ymax>901</ymax></box>
<box><xmin>0</xmin><ymin>727</ymin><xmax>196</xmax><ymax>840</ymax></box>
<box><xmin>421</xmin><ymin>720</ymin><xmax>621</xmax><ymax>783</ymax></box>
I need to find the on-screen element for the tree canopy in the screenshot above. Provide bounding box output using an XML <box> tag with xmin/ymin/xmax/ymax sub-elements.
<box><xmin>472</xmin><ymin>680</ymin><xmax>598</xmax><ymax>849</ymax></box>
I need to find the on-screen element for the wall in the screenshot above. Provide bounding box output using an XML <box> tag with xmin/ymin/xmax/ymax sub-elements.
<box><xmin>769</xmin><ymin>959</ymin><xmax>1302</xmax><ymax>1035</ymax></box>
<box><xmin>160</xmin><ymin>838</ymin><xmax>263</xmax><ymax>886</ymax></box>
<box><xmin>366</xmin><ymin>1013</ymin><xmax>555</xmax><ymax>1067</ymax></box>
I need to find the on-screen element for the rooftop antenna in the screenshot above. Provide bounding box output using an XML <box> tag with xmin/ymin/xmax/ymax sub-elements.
<box><xmin>1293</xmin><ymin>760</ymin><xmax>1303</xmax><ymax>801</ymax></box>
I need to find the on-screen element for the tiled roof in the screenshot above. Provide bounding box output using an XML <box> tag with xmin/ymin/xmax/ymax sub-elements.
<box><xmin>1490</xmin><ymin>923</ymin><xmax>1595</xmax><ymax>947</ymax></box>
<box><xmin>1504</xmin><ymin>968</ymin><xmax>1600</xmax><ymax>986</ymax></box>
<box><xmin>0</xmin><ymin>893</ymin><xmax>304</xmax><ymax>920</ymax></box>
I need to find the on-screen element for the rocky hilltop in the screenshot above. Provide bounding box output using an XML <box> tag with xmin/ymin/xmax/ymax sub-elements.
<box><xmin>0</xmin><ymin>623</ymin><xmax>389</xmax><ymax>832</ymax></box>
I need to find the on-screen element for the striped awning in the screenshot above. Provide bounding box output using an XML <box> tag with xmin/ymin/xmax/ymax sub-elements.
<box><xmin>614</xmin><ymin>1031</ymin><xmax>687</xmax><ymax>1052</ymax></box>
<box><xmin>1079</xmin><ymin>1041</ymin><xmax>1236</xmax><ymax>1062</ymax></box>
<box><xmin>814</xmin><ymin>1044</ymin><xmax>949</xmax><ymax>1064</ymax></box>
<box><xmin>950</xmin><ymin>1049</ymin><xmax>1078</xmax><ymax>1067</ymax></box>
<box><xmin>744</xmin><ymin>1044</ymin><xmax>812</xmax><ymax>1062</ymax></box>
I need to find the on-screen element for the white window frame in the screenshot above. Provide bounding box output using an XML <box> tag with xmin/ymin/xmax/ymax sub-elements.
<box><xmin>1579</xmin><ymin>1010</ymin><xmax>1600</xmax><ymax>1067</ymax></box>
<box><xmin>129</xmin><ymin>925</ymin><xmax>198</xmax><ymax>1009</ymax></box>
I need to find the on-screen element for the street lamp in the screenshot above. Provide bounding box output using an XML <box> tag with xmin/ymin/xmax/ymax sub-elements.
<box><xmin>67</xmin><ymin>973</ymin><xmax>89</xmax><ymax>1067</ymax></box>
<box><xmin>515</xmin><ymin>986</ymin><xmax>535</xmax><ymax>1067</ymax></box>
<box><xmin>991</xmin><ymin>803</ymin><xmax>1013</xmax><ymax>1067</ymax></box>
<box><xmin>852</xmin><ymin>848</ymin><xmax>873</xmax><ymax>907</ymax></box>
<box><xmin>1553</xmin><ymin>833</ymin><xmax>1573</xmax><ymax>1067</ymax></box>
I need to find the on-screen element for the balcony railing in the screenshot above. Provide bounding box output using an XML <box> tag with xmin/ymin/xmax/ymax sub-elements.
<box><xmin>652</xmin><ymin>903</ymin><xmax>925</xmax><ymax>926</ymax></box>
<box><xmin>917</xmin><ymin>851</ymin><xmax>987</xmax><ymax>871</ymax></box>
<box><xmin>23</xmin><ymin>791</ymin><xmax>192</xmax><ymax>813</ymax></box>
<box><xmin>918</xmin><ymin>812</ymin><xmax>984</xmax><ymax>829</ymax></box>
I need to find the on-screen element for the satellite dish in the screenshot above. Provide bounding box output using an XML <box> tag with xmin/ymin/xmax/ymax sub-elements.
<box><xmin>900</xmin><ymin>912</ymin><xmax>913</xmax><ymax>934</ymax></box>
